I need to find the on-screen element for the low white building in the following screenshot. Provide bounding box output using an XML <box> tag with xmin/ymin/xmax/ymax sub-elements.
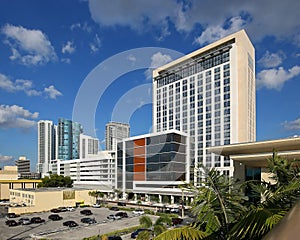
<box><xmin>51</xmin><ymin>151</ymin><xmax>115</xmax><ymax>192</ymax></box>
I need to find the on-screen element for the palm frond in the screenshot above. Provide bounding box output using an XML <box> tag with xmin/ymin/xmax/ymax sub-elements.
<box><xmin>153</xmin><ymin>226</ymin><xmax>207</xmax><ymax>240</ymax></box>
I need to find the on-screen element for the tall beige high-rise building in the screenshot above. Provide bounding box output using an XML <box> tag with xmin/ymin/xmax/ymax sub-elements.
<box><xmin>152</xmin><ymin>29</ymin><xmax>256</xmax><ymax>182</ymax></box>
<box><xmin>105</xmin><ymin>122</ymin><xmax>130</xmax><ymax>151</ymax></box>
<box><xmin>37</xmin><ymin>120</ymin><xmax>57</xmax><ymax>176</ymax></box>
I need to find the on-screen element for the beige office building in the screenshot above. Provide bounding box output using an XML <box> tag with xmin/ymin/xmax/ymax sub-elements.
<box><xmin>9</xmin><ymin>188</ymin><xmax>93</xmax><ymax>214</ymax></box>
<box><xmin>0</xmin><ymin>166</ymin><xmax>40</xmax><ymax>200</ymax></box>
<box><xmin>152</xmin><ymin>29</ymin><xmax>255</xmax><ymax>182</ymax></box>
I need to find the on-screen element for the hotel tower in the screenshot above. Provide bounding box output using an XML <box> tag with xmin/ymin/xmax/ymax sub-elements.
<box><xmin>152</xmin><ymin>30</ymin><xmax>256</xmax><ymax>183</ymax></box>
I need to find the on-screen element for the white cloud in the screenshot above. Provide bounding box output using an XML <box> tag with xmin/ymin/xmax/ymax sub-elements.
<box><xmin>256</xmin><ymin>65</ymin><xmax>300</xmax><ymax>90</ymax></box>
<box><xmin>70</xmin><ymin>22</ymin><xmax>92</xmax><ymax>33</ymax></box>
<box><xmin>1</xmin><ymin>24</ymin><xmax>57</xmax><ymax>66</ymax></box>
<box><xmin>0</xmin><ymin>104</ymin><xmax>38</xmax><ymax>129</ymax></box>
<box><xmin>144</xmin><ymin>52</ymin><xmax>173</xmax><ymax>79</ymax></box>
<box><xmin>44</xmin><ymin>85</ymin><xmax>62</xmax><ymax>99</ymax></box>
<box><xmin>0</xmin><ymin>73</ymin><xmax>62</xmax><ymax>98</ymax></box>
<box><xmin>89</xmin><ymin>34</ymin><xmax>101</xmax><ymax>53</ymax></box>
<box><xmin>61</xmin><ymin>58</ymin><xmax>71</xmax><ymax>64</ymax></box>
<box><xmin>0</xmin><ymin>154</ymin><xmax>14</xmax><ymax>163</ymax></box>
<box><xmin>127</xmin><ymin>54</ymin><xmax>137</xmax><ymax>65</ymax></box>
<box><xmin>62</xmin><ymin>41</ymin><xmax>75</xmax><ymax>54</ymax></box>
<box><xmin>0</xmin><ymin>73</ymin><xmax>41</xmax><ymax>96</ymax></box>
<box><xmin>258</xmin><ymin>51</ymin><xmax>285</xmax><ymax>68</ymax></box>
<box><xmin>283</xmin><ymin>118</ymin><xmax>300</xmax><ymax>131</ymax></box>
<box><xmin>194</xmin><ymin>16</ymin><xmax>246</xmax><ymax>45</ymax></box>
<box><xmin>87</xmin><ymin>0</ymin><xmax>300</xmax><ymax>44</ymax></box>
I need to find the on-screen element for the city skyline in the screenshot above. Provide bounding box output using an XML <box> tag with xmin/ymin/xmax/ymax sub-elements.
<box><xmin>1</xmin><ymin>1</ymin><xmax>300</xmax><ymax>170</ymax></box>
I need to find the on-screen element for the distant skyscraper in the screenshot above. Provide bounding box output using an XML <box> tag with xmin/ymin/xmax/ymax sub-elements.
<box><xmin>79</xmin><ymin>134</ymin><xmax>99</xmax><ymax>159</ymax></box>
<box><xmin>58</xmin><ymin>118</ymin><xmax>83</xmax><ymax>160</ymax></box>
<box><xmin>106</xmin><ymin>122</ymin><xmax>130</xmax><ymax>151</ymax></box>
<box><xmin>37</xmin><ymin>120</ymin><xmax>57</xmax><ymax>176</ymax></box>
<box><xmin>152</xmin><ymin>30</ymin><xmax>256</xmax><ymax>182</ymax></box>
<box><xmin>15</xmin><ymin>156</ymin><xmax>30</xmax><ymax>174</ymax></box>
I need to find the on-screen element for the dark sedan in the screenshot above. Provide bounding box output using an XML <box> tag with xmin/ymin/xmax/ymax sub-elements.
<box><xmin>48</xmin><ymin>214</ymin><xmax>63</xmax><ymax>221</ymax></box>
<box><xmin>5</xmin><ymin>219</ymin><xmax>19</xmax><ymax>227</ymax></box>
<box><xmin>63</xmin><ymin>220</ymin><xmax>78</xmax><ymax>227</ymax></box>
<box><xmin>80</xmin><ymin>209</ymin><xmax>93</xmax><ymax>215</ymax></box>
<box><xmin>81</xmin><ymin>217</ymin><xmax>97</xmax><ymax>224</ymax></box>
<box><xmin>31</xmin><ymin>217</ymin><xmax>45</xmax><ymax>224</ymax></box>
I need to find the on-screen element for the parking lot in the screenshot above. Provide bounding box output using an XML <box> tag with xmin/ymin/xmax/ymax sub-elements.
<box><xmin>0</xmin><ymin>206</ymin><xmax>158</xmax><ymax>240</ymax></box>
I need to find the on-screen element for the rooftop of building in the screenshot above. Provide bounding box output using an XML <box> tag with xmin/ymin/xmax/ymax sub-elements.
<box><xmin>208</xmin><ymin>136</ymin><xmax>300</xmax><ymax>167</ymax></box>
<box><xmin>10</xmin><ymin>187</ymin><xmax>86</xmax><ymax>192</ymax></box>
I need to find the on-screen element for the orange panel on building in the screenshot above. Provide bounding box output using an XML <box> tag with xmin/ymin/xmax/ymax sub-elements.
<box><xmin>133</xmin><ymin>138</ymin><xmax>146</xmax><ymax>181</ymax></box>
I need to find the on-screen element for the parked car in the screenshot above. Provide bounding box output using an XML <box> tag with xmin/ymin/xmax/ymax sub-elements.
<box><xmin>115</xmin><ymin>211</ymin><xmax>128</xmax><ymax>218</ymax></box>
<box><xmin>63</xmin><ymin>220</ymin><xmax>78</xmax><ymax>227</ymax></box>
<box><xmin>80</xmin><ymin>209</ymin><xmax>93</xmax><ymax>215</ymax></box>
<box><xmin>92</xmin><ymin>203</ymin><xmax>101</xmax><ymax>208</ymax></box>
<box><xmin>172</xmin><ymin>217</ymin><xmax>183</xmax><ymax>225</ymax></box>
<box><xmin>50</xmin><ymin>208</ymin><xmax>61</xmax><ymax>213</ymax></box>
<box><xmin>132</xmin><ymin>209</ymin><xmax>145</xmax><ymax>216</ymax></box>
<box><xmin>170</xmin><ymin>208</ymin><xmax>180</xmax><ymax>213</ymax></box>
<box><xmin>108</xmin><ymin>236</ymin><xmax>122</xmax><ymax>240</ymax></box>
<box><xmin>109</xmin><ymin>206</ymin><xmax>119</xmax><ymax>211</ymax></box>
<box><xmin>7</xmin><ymin>213</ymin><xmax>20</xmax><ymax>218</ymax></box>
<box><xmin>107</xmin><ymin>214</ymin><xmax>121</xmax><ymax>220</ymax></box>
<box><xmin>58</xmin><ymin>207</ymin><xmax>68</xmax><ymax>212</ymax></box>
<box><xmin>31</xmin><ymin>217</ymin><xmax>45</xmax><ymax>224</ymax></box>
<box><xmin>5</xmin><ymin>219</ymin><xmax>19</xmax><ymax>227</ymax></box>
<box><xmin>18</xmin><ymin>217</ymin><xmax>31</xmax><ymax>225</ymax></box>
<box><xmin>117</xmin><ymin>202</ymin><xmax>126</xmax><ymax>206</ymax></box>
<box><xmin>48</xmin><ymin>214</ymin><xmax>63</xmax><ymax>221</ymax></box>
<box><xmin>81</xmin><ymin>217</ymin><xmax>97</xmax><ymax>224</ymax></box>
<box><xmin>131</xmin><ymin>228</ymin><xmax>151</xmax><ymax>239</ymax></box>
<box><xmin>66</xmin><ymin>206</ymin><xmax>75</xmax><ymax>211</ymax></box>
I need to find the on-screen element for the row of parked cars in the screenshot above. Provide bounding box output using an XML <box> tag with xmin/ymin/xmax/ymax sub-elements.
<box><xmin>5</xmin><ymin>216</ymin><xmax>45</xmax><ymax>227</ymax></box>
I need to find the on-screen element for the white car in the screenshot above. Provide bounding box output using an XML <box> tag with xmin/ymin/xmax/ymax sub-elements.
<box><xmin>92</xmin><ymin>203</ymin><xmax>101</xmax><ymax>208</ymax></box>
<box><xmin>66</xmin><ymin>207</ymin><xmax>75</xmax><ymax>211</ymax></box>
<box><xmin>133</xmin><ymin>209</ymin><xmax>145</xmax><ymax>215</ymax></box>
<box><xmin>107</xmin><ymin>214</ymin><xmax>121</xmax><ymax>220</ymax></box>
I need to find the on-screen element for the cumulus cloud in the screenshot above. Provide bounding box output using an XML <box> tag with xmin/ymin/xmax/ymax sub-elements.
<box><xmin>144</xmin><ymin>52</ymin><xmax>173</xmax><ymax>79</ymax></box>
<box><xmin>0</xmin><ymin>154</ymin><xmax>14</xmax><ymax>163</ymax></box>
<box><xmin>61</xmin><ymin>58</ymin><xmax>71</xmax><ymax>64</ymax></box>
<box><xmin>87</xmin><ymin>0</ymin><xmax>300</xmax><ymax>43</ymax></box>
<box><xmin>89</xmin><ymin>34</ymin><xmax>101</xmax><ymax>53</ymax></box>
<box><xmin>194</xmin><ymin>16</ymin><xmax>246</xmax><ymax>45</ymax></box>
<box><xmin>0</xmin><ymin>73</ymin><xmax>62</xmax><ymax>99</ymax></box>
<box><xmin>70</xmin><ymin>22</ymin><xmax>92</xmax><ymax>33</ymax></box>
<box><xmin>44</xmin><ymin>85</ymin><xmax>62</xmax><ymax>99</ymax></box>
<box><xmin>1</xmin><ymin>24</ymin><xmax>57</xmax><ymax>66</ymax></box>
<box><xmin>256</xmin><ymin>66</ymin><xmax>300</xmax><ymax>90</ymax></box>
<box><xmin>283</xmin><ymin>118</ymin><xmax>300</xmax><ymax>131</ymax></box>
<box><xmin>0</xmin><ymin>104</ymin><xmax>38</xmax><ymax>129</ymax></box>
<box><xmin>258</xmin><ymin>51</ymin><xmax>285</xmax><ymax>68</ymax></box>
<box><xmin>127</xmin><ymin>54</ymin><xmax>137</xmax><ymax>66</ymax></box>
<box><xmin>62</xmin><ymin>41</ymin><xmax>75</xmax><ymax>54</ymax></box>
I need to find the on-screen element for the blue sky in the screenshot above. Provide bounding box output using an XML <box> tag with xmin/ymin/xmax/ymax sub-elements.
<box><xmin>1</xmin><ymin>0</ymin><xmax>300</xmax><ymax>170</ymax></box>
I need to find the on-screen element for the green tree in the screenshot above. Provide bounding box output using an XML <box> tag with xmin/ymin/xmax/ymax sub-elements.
<box><xmin>154</xmin><ymin>155</ymin><xmax>300</xmax><ymax>240</ymax></box>
<box><xmin>229</xmin><ymin>154</ymin><xmax>300</xmax><ymax>239</ymax></box>
<box><xmin>138</xmin><ymin>215</ymin><xmax>172</xmax><ymax>239</ymax></box>
<box><xmin>88</xmin><ymin>191</ymin><xmax>104</xmax><ymax>203</ymax></box>
<box><xmin>38</xmin><ymin>174</ymin><xmax>73</xmax><ymax>188</ymax></box>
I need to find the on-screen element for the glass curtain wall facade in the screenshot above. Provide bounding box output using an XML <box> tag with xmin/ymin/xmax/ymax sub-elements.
<box><xmin>58</xmin><ymin>118</ymin><xmax>83</xmax><ymax>160</ymax></box>
<box><xmin>152</xmin><ymin>30</ymin><xmax>256</xmax><ymax>183</ymax></box>
<box><xmin>117</xmin><ymin>131</ymin><xmax>188</xmax><ymax>193</ymax></box>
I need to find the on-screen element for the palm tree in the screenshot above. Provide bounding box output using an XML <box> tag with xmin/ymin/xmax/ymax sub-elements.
<box><xmin>229</xmin><ymin>154</ymin><xmax>300</xmax><ymax>239</ymax></box>
<box><xmin>137</xmin><ymin>215</ymin><xmax>172</xmax><ymax>240</ymax></box>
<box><xmin>155</xmin><ymin>154</ymin><xmax>300</xmax><ymax>240</ymax></box>
<box><xmin>155</xmin><ymin>166</ymin><xmax>245</xmax><ymax>240</ymax></box>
